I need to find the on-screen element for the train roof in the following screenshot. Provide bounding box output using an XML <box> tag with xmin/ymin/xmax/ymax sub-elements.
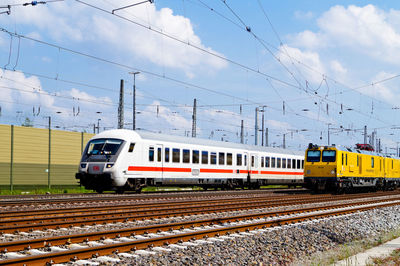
<box><xmin>93</xmin><ymin>129</ymin><xmax>304</xmax><ymax>156</ymax></box>
<box><xmin>312</xmin><ymin>144</ymin><xmax>399</xmax><ymax>159</ymax></box>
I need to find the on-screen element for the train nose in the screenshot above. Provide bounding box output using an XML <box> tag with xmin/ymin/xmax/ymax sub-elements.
<box><xmin>88</xmin><ymin>164</ymin><xmax>104</xmax><ymax>174</ymax></box>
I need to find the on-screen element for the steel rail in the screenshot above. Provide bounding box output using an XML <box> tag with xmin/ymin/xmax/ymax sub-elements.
<box><xmin>1</xmin><ymin>199</ymin><xmax>399</xmax><ymax>265</ymax></box>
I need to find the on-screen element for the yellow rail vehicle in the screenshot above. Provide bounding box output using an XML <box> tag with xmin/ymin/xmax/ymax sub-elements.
<box><xmin>304</xmin><ymin>143</ymin><xmax>400</xmax><ymax>192</ymax></box>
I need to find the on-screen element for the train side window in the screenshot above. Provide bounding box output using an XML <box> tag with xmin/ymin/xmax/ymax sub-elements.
<box><xmin>219</xmin><ymin>152</ymin><xmax>225</xmax><ymax>165</ymax></box>
<box><xmin>302</xmin><ymin>160</ymin><xmax>304</xmax><ymax>169</ymax></box>
<box><xmin>251</xmin><ymin>156</ymin><xmax>255</xmax><ymax>167</ymax></box>
<box><xmin>227</xmin><ymin>153</ymin><xmax>232</xmax><ymax>165</ymax></box>
<box><xmin>345</xmin><ymin>154</ymin><xmax>348</xmax><ymax>165</ymax></box>
<box><xmin>157</xmin><ymin>147</ymin><xmax>162</xmax><ymax>162</ymax></box>
<box><xmin>261</xmin><ymin>157</ymin><xmax>264</xmax><ymax>168</ymax></box>
<box><xmin>128</xmin><ymin>143</ymin><xmax>135</xmax><ymax>152</ymax></box>
<box><xmin>211</xmin><ymin>152</ymin><xmax>217</xmax><ymax>165</ymax></box>
<box><xmin>173</xmin><ymin>148</ymin><xmax>180</xmax><ymax>163</ymax></box>
<box><xmin>392</xmin><ymin>160</ymin><xmax>394</xmax><ymax>169</ymax></box>
<box><xmin>277</xmin><ymin>158</ymin><xmax>281</xmax><ymax>168</ymax></box>
<box><xmin>282</xmin><ymin>158</ymin><xmax>286</xmax><ymax>168</ymax></box>
<box><xmin>165</xmin><ymin>148</ymin><xmax>170</xmax><ymax>162</ymax></box>
<box><xmin>193</xmin><ymin>150</ymin><xmax>199</xmax><ymax>164</ymax></box>
<box><xmin>292</xmin><ymin>159</ymin><xmax>296</xmax><ymax>169</ymax></box>
<box><xmin>149</xmin><ymin>147</ymin><xmax>155</xmax><ymax>162</ymax></box>
<box><xmin>244</xmin><ymin>155</ymin><xmax>247</xmax><ymax>166</ymax></box>
<box><xmin>342</xmin><ymin>153</ymin><xmax>344</xmax><ymax>165</ymax></box>
<box><xmin>357</xmin><ymin>156</ymin><xmax>359</xmax><ymax>166</ymax></box>
<box><xmin>265</xmin><ymin>157</ymin><xmax>270</xmax><ymax>167</ymax></box>
<box><xmin>287</xmin><ymin>158</ymin><xmax>291</xmax><ymax>168</ymax></box>
<box><xmin>371</xmin><ymin>157</ymin><xmax>374</xmax><ymax>168</ymax></box>
<box><xmin>296</xmin><ymin>159</ymin><xmax>300</xmax><ymax>169</ymax></box>
<box><xmin>202</xmin><ymin>151</ymin><xmax>208</xmax><ymax>164</ymax></box>
<box><xmin>271</xmin><ymin>157</ymin><xmax>276</xmax><ymax>168</ymax></box>
<box><xmin>237</xmin><ymin>154</ymin><xmax>242</xmax><ymax>166</ymax></box>
<box><xmin>183</xmin><ymin>149</ymin><xmax>190</xmax><ymax>163</ymax></box>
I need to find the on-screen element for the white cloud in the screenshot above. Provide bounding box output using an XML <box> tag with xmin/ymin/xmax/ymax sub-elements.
<box><xmin>2</xmin><ymin>1</ymin><xmax>227</xmax><ymax>75</ymax></box>
<box><xmin>277</xmin><ymin>45</ymin><xmax>325</xmax><ymax>84</ymax></box>
<box><xmin>330</xmin><ymin>60</ymin><xmax>347</xmax><ymax>76</ymax></box>
<box><xmin>292</xmin><ymin>5</ymin><xmax>400</xmax><ymax>64</ymax></box>
<box><xmin>360</xmin><ymin>71</ymin><xmax>400</xmax><ymax>104</ymax></box>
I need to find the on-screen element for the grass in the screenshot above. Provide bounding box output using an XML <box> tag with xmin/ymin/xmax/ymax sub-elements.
<box><xmin>0</xmin><ymin>187</ymin><xmax>92</xmax><ymax>195</ymax></box>
<box><xmin>369</xmin><ymin>248</ymin><xmax>400</xmax><ymax>265</ymax></box>
<box><xmin>304</xmin><ymin>228</ymin><xmax>400</xmax><ymax>265</ymax></box>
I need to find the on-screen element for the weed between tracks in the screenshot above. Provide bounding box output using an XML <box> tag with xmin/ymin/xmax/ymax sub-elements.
<box><xmin>304</xmin><ymin>227</ymin><xmax>400</xmax><ymax>265</ymax></box>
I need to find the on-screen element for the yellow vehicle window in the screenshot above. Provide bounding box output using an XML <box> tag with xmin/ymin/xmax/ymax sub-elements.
<box><xmin>322</xmin><ymin>150</ymin><xmax>336</xmax><ymax>162</ymax></box>
<box><xmin>306</xmin><ymin>150</ymin><xmax>320</xmax><ymax>162</ymax></box>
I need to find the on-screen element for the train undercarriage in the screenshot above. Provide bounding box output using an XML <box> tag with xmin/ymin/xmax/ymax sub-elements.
<box><xmin>304</xmin><ymin>176</ymin><xmax>400</xmax><ymax>193</ymax></box>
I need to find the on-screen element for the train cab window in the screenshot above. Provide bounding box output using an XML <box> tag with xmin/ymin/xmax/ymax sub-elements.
<box><xmin>371</xmin><ymin>157</ymin><xmax>374</xmax><ymax>168</ymax></box>
<box><xmin>211</xmin><ymin>152</ymin><xmax>217</xmax><ymax>165</ymax></box>
<box><xmin>265</xmin><ymin>157</ymin><xmax>270</xmax><ymax>167</ymax></box>
<box><xmin>292</xmin><ymin>159</ymin><xmax>295</xmax><ymax>169</ymax></box>
<box><xmin>128</xmin><ymin>143</ymin><xmax>135</xmax><ymax>152</ymax></box>
<box><xmin>183</xmin><ymin>149</ymin><xmax>190</xmax><ymax>163</ymax></box>
<box><xmin>282</xmin><ymin>158</ymin><xmax>286</xmax><ymax>168</ymax></box>
<box><xmin>219</xmin><ymin>152</ymin><xmax>225</xmax><ymax>165</ymax></box>
<box><xmin>173</xmin><ymin>148</ymin><xmax>180</xmax><ymax>163</ymax></box>
<box><xmin>296</xmin><ymin>159</ymin><xmax>301</xmax><ymax>169</ymax></box>
<box><xmin>237</xmin><ymin>154</ymin><xmax>242</xmax><ymax>166</ymax></box>
<box><xmin>271</xmin><ymin>157</ymin><xmax>276</xmax><ymax>168</ymax></box>
<box><xmin>202</xmin><ymin>151</ymin><xmax>208</xmax><ymax>164</ymax></box>
<box><xmin>193</xmin><ymin>150</ymin><xmax>199</xmax><ymax>164</ymax></box>
<box><xmin>261</xmin><ymin>157</ymin><xmax>265</xmax><ymax>168</ymax></box>
<box><xmin>322</xmin><ymin>150</ymin><xmax>336</xmax><ymax>162</ymax></box>
<box><xmin>244</xmin><ymin>155</ymin><xmax>247</xmax><ymax>166</ymax></box>
<box><xmin>165</xmin><ymin>148</ymin><xmax>170</xmax><ymax>162</ymax></box>
<box><xmin>306</xmin><ymin>150</ymin><xmax>321</xmax><ymax>162</ymax></box>
<box><xmin>157</xmin><ymin>147</ymin><xmax>162</xmax><ymax>162</ymax></box>
<box><xmin>149</xmin><ymin>147</ymin><xmax>155</xmax><ymax>162</ymax></box>
<box><xmin>287</xmin><ymin>158</ymin><xmax>291</xmax><ymax>168</ymax></box>
<box><xmin>227</xmin><ymin>153</ymin><xmax>232</xmax><ymax>165</ymax></box>
<box><xmin>277</xmin><ymin>158</ymin><xmax>281</xmax><ymax>168</ymax></box>
<box><xmin>302</xmin><ymin>160</ymin><xmax>304</xmax><ymax>169</ymax></box>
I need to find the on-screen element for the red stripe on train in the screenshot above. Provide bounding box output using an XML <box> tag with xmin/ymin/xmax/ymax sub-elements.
<box><xmin>128</xmin><ymin>166</ymin><xmax>303</xmax><ymax>175</ymax></box>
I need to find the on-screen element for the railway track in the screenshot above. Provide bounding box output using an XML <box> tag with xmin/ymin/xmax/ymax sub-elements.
<box><xmin>1</xmin><ymin>193</ymin><xmax>400</xmax><ymax>265</ymax></box>
<box><xmin>1</xmin><ymin>192</ymin><xmax>398</xmax><ymax>233</ymax></box>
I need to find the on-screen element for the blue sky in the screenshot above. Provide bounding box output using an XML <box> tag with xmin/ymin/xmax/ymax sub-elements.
<box><xmin>1</xmin><ymin>0</ymin><xmax>400</xmax><ymax>152</ymax></box>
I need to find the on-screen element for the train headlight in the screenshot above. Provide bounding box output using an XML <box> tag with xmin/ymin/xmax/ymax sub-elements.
<box><xmin>306</xmin><ymin>170</ymin><xmax>311</xmax><ymax>175</ymax></box>
<box><xmin>330</xmin><ymin>169</ymin><xmax>336</xmax><ymax>175</ymax></box>
<box><xmin>106</xmin><ymin>163</ymin><xmax>114</xmax><ymax>168</ymax></box>
<box><xmin>80</xmin><ymin>163</ymin><xmax>87</xmax><ymax>168</ymax></box>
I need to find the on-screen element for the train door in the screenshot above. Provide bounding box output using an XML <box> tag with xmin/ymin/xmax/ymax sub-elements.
<box><xmin>156</xmin><ymin>144</ymin><xmax>163</xmax><ymax>180</ymax></box>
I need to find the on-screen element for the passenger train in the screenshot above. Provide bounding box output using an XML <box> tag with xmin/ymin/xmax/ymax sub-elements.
<box><xmin>304</xmin><ymin>143</ymin><xmax>400</xmax><ymax>193</ymax></box>
<box><xmin>75</xmin><ymin>129</ymin><xmax>304</xmax><ymax>193</ymax></box>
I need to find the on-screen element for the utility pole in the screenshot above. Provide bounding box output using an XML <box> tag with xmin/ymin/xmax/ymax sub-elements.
<box><xmin>265</xmin><ymin>128</ymin><xmax>268</xmax><ymax>147</ymax></box>
<box><xmin>192</xmin><ymin>98</ymin><xmax>197</xmax><ymax>137</ymax></box>
<box><xmin>97</xmin><ymin>119</ymin><xmax>101</xmax><ymax>134</ymax></box>
<box><xmin>47</xmin><ymin>116</ymin><xmax>51</xmax><ymax>189</ymax></box>
<box><xmin>255</xmin><ymin>107</ymin><xmax>259</xmax><ymax>145</ymax></box>
<box><xmin>364</xmin><ymin>125</ymin><xmax>367</xmax><ymax>144</ymax></box>
<box><xmin>240</xmin><ymin>120</ymin><xmax>244</xmax><ymax>144</ymax></box>
<box><xmin>129</xmin><ymin>71</ymin><xmax>140</xmax><ymax>130</ymax></box>
<box><xmin>283</xmin><ymin>133</ymin><xmax>286</xmax><ymax>149</ymax></box>
<box><xmin>261</xmin><ymin>107</ymin><xmax>265</xmax><ymax>146</ymax></box>
<box><xmin>118</xmin><ymin>79</ymin><xmax>124</xmax><ymax>129</ymax></box>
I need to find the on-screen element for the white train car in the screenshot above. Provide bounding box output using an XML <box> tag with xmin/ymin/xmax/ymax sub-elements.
<box><xmin>75</xmin><ymin>129</ymin><xmax>304</xmax><ymax>193</ymax></box>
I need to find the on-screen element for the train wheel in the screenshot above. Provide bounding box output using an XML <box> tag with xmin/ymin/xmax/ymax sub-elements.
<box><xmin>116</xmin><ymin>188</ymin><xmax>125</xmax><ymax>194</ymax></box>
